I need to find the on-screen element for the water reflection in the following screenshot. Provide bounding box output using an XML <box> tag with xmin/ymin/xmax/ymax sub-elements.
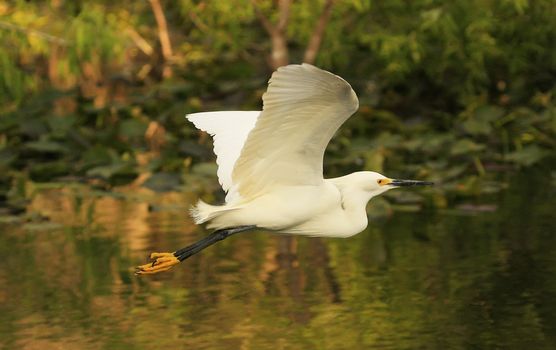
<box><xmin>0</xmin><ymin>171</ymin><xmax>554</xmax><ymax>349</ymax></box>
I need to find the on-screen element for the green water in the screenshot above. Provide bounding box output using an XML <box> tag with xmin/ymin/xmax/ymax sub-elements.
<box><xmin>0</xmin><ymin>170</ymin><xmax>554</xmax><ymax>350</ymax></box>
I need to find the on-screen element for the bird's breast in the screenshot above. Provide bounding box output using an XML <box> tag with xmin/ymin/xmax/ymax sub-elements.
<box><xmin>232</xmin><ymin>183</ymin><xmax>337</xmax><ymax>230</ymax></box>
<box><xmin>221</xmin><ymin>182</ymin><xmax>368</xmax><ymax>238</ymax></box>
<box><xmin>274</xmin><ymin>183</ymin><xmax>368</xmax><ymax>238</ymax></box>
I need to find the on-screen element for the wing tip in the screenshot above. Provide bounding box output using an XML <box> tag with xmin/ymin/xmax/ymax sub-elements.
<box><xmin>266</xmin><ymin>64</ymin><xmax>358</xmax><ymax>112</ymax></box>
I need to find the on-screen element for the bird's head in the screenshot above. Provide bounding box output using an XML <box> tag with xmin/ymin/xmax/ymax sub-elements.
<box><xmin>373</xmin><ymin>171</ymin><xmax>433</xmax><ymax>191</ymax></box>
<box><xmin>341</xmin><ymin>171</ymin><xmax>434</xmax><ymax>199</ymax></box>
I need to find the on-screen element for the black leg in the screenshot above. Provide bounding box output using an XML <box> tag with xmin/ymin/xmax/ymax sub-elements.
<box><xmin>136</xmin><ymin>225</ymin><xmax>257</xmax><ymax>275</ymax></box>
<box><xmin>173</xmin><ymin>225</ymin><xmax>257</xmax><ymax>262</ymax></box>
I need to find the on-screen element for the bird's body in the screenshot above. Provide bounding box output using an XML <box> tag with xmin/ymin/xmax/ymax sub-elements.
<box><xmin>187</xmin><ymin>64</ymin><xmax>370</xmax><ymax>238</ymax></box>
<box><xmin>198</xmin><ymin>178</ymin><xmax>368</xmax><ymax>238</ymax></box>
<box><xmin>136</xmin><ymin>64</ymin><xmax>432</xmax><ymax>275</ymax></box>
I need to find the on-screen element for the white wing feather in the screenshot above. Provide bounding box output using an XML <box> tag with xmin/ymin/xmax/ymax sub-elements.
<box><xmin>186</xmin><ymin>111</ymin><xmax>260</xmax><ymax>200</ymax></box>
<box><xmin>232</xmin><ymin>64</ymin><xmax>359</xmax><ymax>200</ymax></box>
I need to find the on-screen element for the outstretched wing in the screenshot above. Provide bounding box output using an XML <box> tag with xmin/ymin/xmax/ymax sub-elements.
<box><xmin>231</xmin><ymin>64</ymin><xmax>359</xmax><ymax>200</ymax></box>
<box><xmin>187</xmin><ymin>111</ymin><xmax>260</xmax><ymax>197</ymax></box>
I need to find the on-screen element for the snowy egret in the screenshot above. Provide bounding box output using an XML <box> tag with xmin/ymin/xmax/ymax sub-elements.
<box><xmin>136</xmin><ymin>64</ymin><xmax>432</xmax><ymax>275</ymax></box>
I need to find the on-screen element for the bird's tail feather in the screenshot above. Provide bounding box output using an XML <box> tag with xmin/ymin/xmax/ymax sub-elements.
<box><xmin>189</xmin><ymin>200</ymin><xmax>238</xmax><ymax>225</ymax></box>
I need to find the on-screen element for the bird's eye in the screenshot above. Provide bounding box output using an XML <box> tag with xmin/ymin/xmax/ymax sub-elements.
<box><xmin>377</xmin><ymin>179</ymin><xmax>386</xmax><ymax>186</ymax></box>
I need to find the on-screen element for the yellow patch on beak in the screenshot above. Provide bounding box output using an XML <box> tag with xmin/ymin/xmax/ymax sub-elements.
<box><xmin>377</xmin><ymin>178</ymin><xmax>393</xmax><ymax>186</ymax></box>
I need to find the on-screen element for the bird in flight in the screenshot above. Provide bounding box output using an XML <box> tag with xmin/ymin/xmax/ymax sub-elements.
<box><xmin>136</xmin><ymin>64</ymin><xmax>432</xmax><ymax>275</ymax></box>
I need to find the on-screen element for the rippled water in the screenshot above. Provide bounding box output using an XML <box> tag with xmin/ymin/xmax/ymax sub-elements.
<box><xmin>0</xmin><ymin>170</ymin><xmax>554</xmax><ymax>349</ymax></box>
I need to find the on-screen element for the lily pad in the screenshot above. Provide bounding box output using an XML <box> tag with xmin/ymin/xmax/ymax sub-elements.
<box><xmin>119</xmin><ymin>119</ymin><xmax>148</xmax><ymax>139</ymax></box>
<box><xmin>87</xmin><ymin>163</ymin><xmax>131</xmax><ymax>179</ymax></box>
<box><xmin>505</xmin><ymin>145</ymin><xmax>549</xmax><ymax>166</ymax></box>
<box><xmin>29</xmin><ymin>161</ymin><xmax>71</xmax><ymax>181</ymax></box>
<box><xmin>25</xmin><ymin>140</ymin><xmax>70</xmax><ymax>154</ymax></box>
<box><xmin>450</xmin><ymin>139</ymin><xmax>485</xmax><ymax>155</ymax></box>
<box><xmin>143</xmin><ymin>172</ymin><xmax>181</xmax><ymax>192</ymax></box>
<box><xmin>462</xmin><ymin>117</ymin><xmax>492</xmax><ymax>135</ymax></box>
<box><xmin>47</xmin><ymin>114</ymin><xmax>77</xmax><ymax>136</ymax></box>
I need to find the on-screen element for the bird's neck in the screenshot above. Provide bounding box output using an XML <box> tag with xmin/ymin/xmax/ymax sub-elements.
<box><xmin>329</xmin><ymin>176</ymin><xmax>374</xmax><ymax>210</ymax></box>
<box><xmin>340</xmin><ymin>188</ymin><xmax>373</xmax><ymax>212</ymax></box>
<box><xmin>337</xmin><ymin>187</ymin><xmax>373</xmax><ymax>232</ymax></box>
<box><xmin>328</xmin><ymin>174</ymin><xmax>377</xmax><ymax>229</ymax></box>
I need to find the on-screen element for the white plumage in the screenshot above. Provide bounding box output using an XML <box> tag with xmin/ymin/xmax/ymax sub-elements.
<box><xmin>186</xmin><ymin>111</ymin><xmax>259</xmax><ymax>202</ymax></box>
<box><xmin>232</xmin><ymin>64</ymin><xmax>358</xmax><ymax>200</ymax></box>
<box><xmin>185</xmin><ymin>64</ymin><xmax>429</xmax><ymax>237</ymax></box>
<box><xmin>136</xmin><ymin>64</ymin><xmax>432</xmax><ymax>275</ymax></box>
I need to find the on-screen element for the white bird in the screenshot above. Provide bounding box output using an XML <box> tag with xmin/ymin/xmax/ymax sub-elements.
<box><xmin>136</xmin><ymin>64</ymin><xmax>432</xmax><ymax>275</ymax></box>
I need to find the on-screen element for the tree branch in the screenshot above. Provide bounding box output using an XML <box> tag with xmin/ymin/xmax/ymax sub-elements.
<box><xmin>251</xmin><ymin>0</ymin><xmax>291</xmax><ymax>70</ymax></box>
<box><xmin>148</xmin><ymin>0</ymin><xmax>173</xmax><ymax>77</ymax></box>
<box><xmin>276</xmin><ymin>0</ymin><xmax>291</xmax><ymax>32</ymax></box>
<box><xmin>251</xmin><ymin>0</ymin><xmax>275</xmax><ymax>35</ymax></box>
<box><xmin>0</xmin><ymin>20</ymin><xmax>68</xmax><ymax>46</ymax></box>
<box><xmin>303</xmin><ymin>0</ymin><xmax>334</xmax><ymax>64</ymax></box>
<box><xmin>125</xmin><ymin>27</ymin><xmax>154</xmax><ymax>56</ymax></box>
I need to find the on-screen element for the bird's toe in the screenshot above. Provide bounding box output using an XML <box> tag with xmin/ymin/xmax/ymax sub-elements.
<box><xmin>135</xmin><ymin>252</ymin><xmax>179</xmax><ymax>275</ymax></box>
<box><xmin>149</xmin><ymin>252</ymin><xmax>174</xmax><ymax>259</ymax></box>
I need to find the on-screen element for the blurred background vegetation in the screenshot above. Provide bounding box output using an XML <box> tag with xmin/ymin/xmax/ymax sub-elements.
<box><xmin>0</xmin><ymin>0</ymin><xmax>554</xmax><ymax>213</ymax></box>
<box><xmin>1</xmin><ymin>2</ymin><xmax>555</xmax><ymax>348</ymax></box>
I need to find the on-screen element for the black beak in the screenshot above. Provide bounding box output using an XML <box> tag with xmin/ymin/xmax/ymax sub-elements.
<box><xmin>390</xmin><ymin>179</ymin><xmax>434</xmax><ymax>187</ymax></box>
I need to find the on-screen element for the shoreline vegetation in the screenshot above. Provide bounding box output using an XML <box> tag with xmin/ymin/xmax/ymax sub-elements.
<box><xmin>0</xmin><ymin>1</ymin><xmax>554</xmax><ymax>215</ymax></box>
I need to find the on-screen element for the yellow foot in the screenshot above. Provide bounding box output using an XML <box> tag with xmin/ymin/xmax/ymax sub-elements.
<box><xmin>135</xmin><ymin>252</ymin><xmax>180</xmax><ymax>275</ymax></box>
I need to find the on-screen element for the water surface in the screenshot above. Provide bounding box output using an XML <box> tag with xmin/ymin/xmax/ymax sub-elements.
<box><xmin>0</xmin><ymin>170</ymin><xmax>554</xmax><ymax>349</ymax></box>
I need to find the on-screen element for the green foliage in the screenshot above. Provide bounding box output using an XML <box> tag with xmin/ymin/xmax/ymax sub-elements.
<box><xmin>0</xmin><ymin>0</ymin><xmax>554</xmax><ymax>210</ymax></box>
